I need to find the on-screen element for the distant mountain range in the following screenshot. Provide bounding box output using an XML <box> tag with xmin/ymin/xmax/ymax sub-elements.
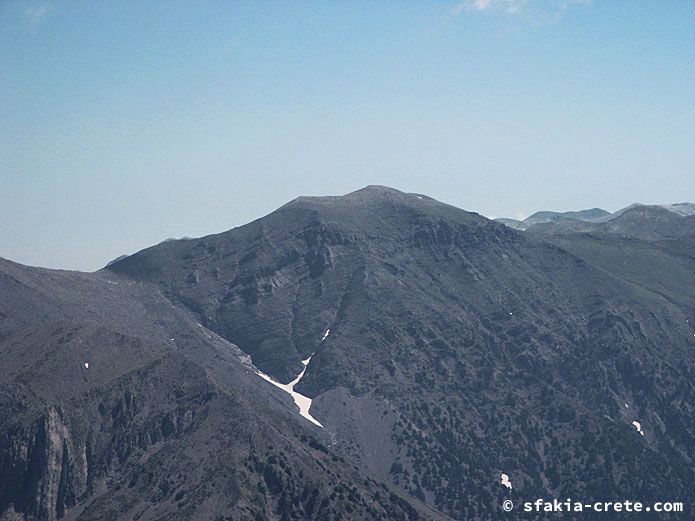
<box><xmin>2</xmin><ymin>186</ymin><xmax>693</xmax><ymax>521</ymax></box>
<box><xmin>495</xmin><ymin>202</ymin><xmax>695</xmax><ymax>234</ymax></box>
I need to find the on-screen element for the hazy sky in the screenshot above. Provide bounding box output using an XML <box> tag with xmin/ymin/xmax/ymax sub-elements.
<box><xmin>2</xmin><ymin>1</ymin><xmax>694</xmax><ymax>271</ymax></box>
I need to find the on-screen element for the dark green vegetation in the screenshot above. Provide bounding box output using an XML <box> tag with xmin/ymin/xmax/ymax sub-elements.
<box><xmin>2</xmin><ymin>186</ymin><xmax>694</xmax><ymax>520</ymax></box>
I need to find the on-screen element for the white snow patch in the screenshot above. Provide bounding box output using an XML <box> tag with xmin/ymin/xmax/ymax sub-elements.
<box><xmin>632</xmin><ymin>420</ymin><xmax>645</xmax><ymax>436</ymax></box>
<box><xmin>624</xmin><ymin>403</ymin><xmax>629</xmax><ymax>408</ymax></box>
<box><xmin>321</xmin><ymin>329</ymin><xmax>330</xmax><ymax>341</ymax></box>
<box><xmin>500</xmin><ymin>473</ymin><xmax>512</xmax><ymax>490</ymax></box>
<box><xmin>416</xmin><ymin>196</ymin><xmax>423</xmax><ymax>199</ymax></box>
<box><xmin>256</xmin><ymin>355</ymin><xmax>323</xmax><ymax>428</ymax></box>
<box><xmin>84</xmin><ymin>362</ymin><xmax>89</xmax><ymax>369</ymax></box>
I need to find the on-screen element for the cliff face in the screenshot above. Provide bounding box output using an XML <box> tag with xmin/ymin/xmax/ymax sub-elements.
<box><xmin>1</xmin><ymin>406</ymin><xmax>85</xmax><ymax>521</ymax></box>
<box><xmin>0</xmin><ymin>349</ymin><xmax>211</xmax><ymax>521</ymax></box>
<box><xmin>1</xmin><ymin>355</ymin><xmax>441</xmax><ymax>521</ymax></box>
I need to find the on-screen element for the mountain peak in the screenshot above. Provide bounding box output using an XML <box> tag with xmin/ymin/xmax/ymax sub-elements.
<box><xmin>342</xmin><ymin>185</ymin><xmax>435</xmax><ymax>204</ymax></box>
<box><xmin>351</xmin><ymin>184</ymin><xmax>402</xmax><ymax>194</ymax></box>
<box><xmin>278</xmin><ymin>186</ymin><xmax>458</xmax><ymax>224</ymax></box>
<box><xmin>283</xmin><ymin>185</ymin><xmax>407</xmax><ymax>208</ymax></box>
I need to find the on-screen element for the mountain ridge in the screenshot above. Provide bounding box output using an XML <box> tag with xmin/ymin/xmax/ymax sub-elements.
<box><xmin>496</xmin><ymin>201</ymin><xmax>695</xmax><ymax>237</ymax></box>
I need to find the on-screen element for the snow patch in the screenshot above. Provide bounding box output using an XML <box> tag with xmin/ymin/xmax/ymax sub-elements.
<box><xmin>632</xmin><ymin>420</ymin><xmax>644</xmax><ymax>436</ymax></box>
<box><xmin>321</xmin><ymin>329</ymin><xmax>330</xmax><ymax>341</ymax></box>
<box><xmin>84</xmin><ymin>362</ymin><xmax>89</xmax><ymax>369</ymax></box>
<box><xmin>500</xmin><ymin>473</ymin><xmax>512</xmax><ymax>490</ymax></box>
<box><xmin>256</xmin><ymin>355</ymin><xmax>323</xmax><ymax>428</ymax></box>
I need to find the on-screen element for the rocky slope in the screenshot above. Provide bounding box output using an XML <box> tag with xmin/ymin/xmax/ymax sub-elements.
<box><xmin>0</xmin><ymin>256</ymin><xmax>447</xmax><ymax>521</ymax></box>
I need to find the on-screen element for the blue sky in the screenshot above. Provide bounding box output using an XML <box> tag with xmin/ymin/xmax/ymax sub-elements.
<box><xmin>1</xmin><ymin>1</ymin><xmax>694</xmax><ymax>270</ymax></box>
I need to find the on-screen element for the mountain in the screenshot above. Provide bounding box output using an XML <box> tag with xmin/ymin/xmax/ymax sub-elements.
<box><xmin>491</xmin><ymin>217</ymin><xmax>526</xmax><ymax>230</ymax></box>
<box><xmin>106</xmin><ymin>186</ymin><xmax>694</xmax><ymax>519</ymax></box>
<box><xmin>494</xmin><ymin>207</ymin><xmax>610</xmax><ymax>231</ymax></box>
<box><xmin>660</xmin><ymin>202</ymin><xmax>695</xmax><ymax>216</ymax></box>
<box><xmin>497</xmin><ymin>202</ymin><xmax>695</xmax><ymax>237</ymax></box>
<box><xmin>594</xmin><ymin>205</ymin><xmax>695</xmax><ymax>239</ymax></box>
<box><xmin>528</xmin><ymin>205</ymin><xmax>695</xmax><ymax>240</ymax></box>
<box><xmin>3</xmin><ymin>186</ymin><xmax>694</xmax><ymax>521</ymax></box>
<box><xmin>612</xmin><ymin>202</ymin><xmax>695</xmax><ymax>218</ymax></box>
<box><xmin>523</xmin><ymin>208</ymin><xmax>611</xmax><ymax>225</ymax></box>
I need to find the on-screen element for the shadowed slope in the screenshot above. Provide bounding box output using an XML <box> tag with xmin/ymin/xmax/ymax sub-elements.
<box><xmin>0</xmin><ymin>256</ymin><xmax>449</xmax><ymax>521</ymax></box>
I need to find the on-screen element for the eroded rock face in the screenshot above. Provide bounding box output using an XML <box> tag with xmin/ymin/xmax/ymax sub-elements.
<box><xmin>1</xmin><ymin>363</ymin><xmax>437</xmax><ymax>521</ymax></box>
<box><xmin>0</xmin><ymin>375</ymin><xmax>204</xmax><ymax>520</ymax></box>
<box><xmin>1</xmin><ymin>407</ymin><xmax>86</xmax><ymax>521</ymax></box>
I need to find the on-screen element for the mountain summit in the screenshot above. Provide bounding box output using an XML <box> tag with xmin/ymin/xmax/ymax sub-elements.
<box><xmin>107</xmin><ymin>186</ymin><xmax>515</xmax><ymax>382</ymax></box>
